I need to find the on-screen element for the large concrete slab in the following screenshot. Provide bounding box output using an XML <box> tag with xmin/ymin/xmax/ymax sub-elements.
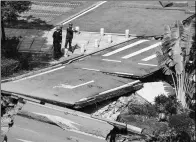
<box><xmin>1</xmin><ymin>64</ymin><xmax>139</xmax><ymax>108</ymax></box>
<box><xmin>17</xmin><ymin>102</ymin><xmax>112</xmax><ymax>139</ymax></box>
<box><xmin>7</xmin><ymin>115</ymin><xmax>106</xmax><ymax>142</ymax></box>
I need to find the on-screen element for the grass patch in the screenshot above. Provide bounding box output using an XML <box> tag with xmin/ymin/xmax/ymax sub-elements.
<box><xmin>70</xmin><ymin>2</ymin><xmax>189</xmax><ymax>36</ymax></box>
<box><xmin>1</xmin><ymin>37</ymin><xmax>50</xmax><ymax>80</ymax></box>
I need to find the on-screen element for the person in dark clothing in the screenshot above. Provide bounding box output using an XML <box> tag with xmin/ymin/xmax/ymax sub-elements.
<box><xmin>65</xmin><ymin>23</ymin><xmax>77</xmax><ymax>53</ymax></box>
<box><xmin>53</xmin><ymin>26</ymin><xmax>62</xmax><ymax>59</ymax></box>
<box><xmin>106</xmin><ymin>125</ymin><xmax>128</xmax><ymax>142</ymax></box>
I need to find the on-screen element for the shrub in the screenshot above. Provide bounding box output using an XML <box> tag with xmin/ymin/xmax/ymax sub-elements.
<box><xmin>128</xmin><ymin>103</ymin><xmax>157</xmax><ymax>117</ymax></box>
<box><xmin>154</xmin><ymin>94</ymin><xmax>181</xmax><ymax>115</ymax></box>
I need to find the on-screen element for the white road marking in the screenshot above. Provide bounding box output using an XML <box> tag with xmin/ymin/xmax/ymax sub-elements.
<box><xmin>138</xmin><ymin>63</ymin><xmax>158</xmax><ymax>67</ymax></box>
<box><xmin>16</xmin><ymin>138</ymin><xmax>34</xmax><ymax>142</ymax></box>
<box><xmin>61</xmin><ymin>1</ymin><xmax>107</xmax><ymax>25</ymax></box>
<box><xmin>102</xmin><ymin>59</ymin><xmax>121</xmax><ymax>62</ymax></box>
<box><xmin>141</xmin><ymin>54</ymin><xmax>157</xmax><ymax>61</ymax></box>
<box><xmin>33</xmin><ymin>112</ymin><xmax>80</xmax><ymax>130</ymax></box>
<box><xmin>31</xmin><ymin>112</ymin><xmax>105</xmax><ymax>140</ymax></box>
<box><xmin>122</xmin><ymin>42</ymin><xmax>162</xmax><ymax>59</ymax></box>
<box><xmin>114</xmin><ymin>72</ymin><xmax>133</xmax><ymax>75</ymax></box>
<box><xmin>102</xmin><ymin>39</ymin><xmax>148</xmax><ymax>57</ymax></box>
<box><xmin>13</xmin><ymin>66</ymin><xmax>65</xmax><ymax>83</ymax></box>
<box><xmin>53</xmin><ymin>80</ymin><xmax>94</xmax><ymax>89</ymax></box>
<box><xmin>99</xmin><ymin>80</ymin><xmax>140</xmax><ymax>95</ymax></box>
<box><xmin>82</xmin><ymin>68</ymin><xmax>100</xmax><ymax>71</ymax></box>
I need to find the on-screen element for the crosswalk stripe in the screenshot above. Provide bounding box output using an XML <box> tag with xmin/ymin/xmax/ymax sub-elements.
<box><xmin>102</xmin><ymin>59</ymin><xmax>121</xmax><ymax>62</ymax></box>
<box><xmin>138</xmin><ymin>63</ymin><xmax>158</xmax><ymax>67</ymax></box>
<box><xmin>122</xmin><ymin>42</ymin><xmax>162</xmax><ymax>59</ymax></box>
<box><xmin>102</xmin><ymin>39</ymin><xmax>148</xmax><ymax>57</ymax></box>
<box><xmin>141</xmin><ymin>54</ymin><xmax>157</xmax><ymax>61</ymax></box>
<box><xmin>114</xmin><ymin>72</ymin><xmax>133</xmax><ymax>75</ymax></box>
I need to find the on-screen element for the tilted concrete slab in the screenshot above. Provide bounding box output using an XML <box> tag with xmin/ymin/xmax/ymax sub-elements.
<box><xmin>1</xmin><ymin>64</ymin><xmax>139</xmax><ymax>109</ymax></box>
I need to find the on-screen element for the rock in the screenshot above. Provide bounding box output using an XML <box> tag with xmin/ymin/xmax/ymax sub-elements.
<box><xmin>136</xmin><ymin>82</ymin><xmax>171</xmax><ymax>104</ymax></box>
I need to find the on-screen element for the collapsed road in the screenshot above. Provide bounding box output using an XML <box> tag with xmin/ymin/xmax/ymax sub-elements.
<box><xmin>1</xmin><ymin>37</ymin><xmax>163</xmax><ymax>142</ymax></box>
<box><xmin>1</xmin><ymin>37</ymin><xmax>161</xmax><ymax>109</ymax></box>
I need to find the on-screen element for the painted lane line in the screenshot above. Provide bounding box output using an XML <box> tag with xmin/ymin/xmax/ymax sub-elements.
<box><xmin>13</xmin><ymin>66</ymin><xmax>65</xmax><ymax>83</ymax></box>
<box><xmin>138</xmin><ymin>63</ymin><xmax>158</xmax><ymax>67</ymax></box>
<box><xmin>82</xmin><ymin>68</ymin><xmax>100</xmax><ymax>72</ymax></box>
<box><xmin>141</xmin><ymin>54</ymin><xmax>157</xmax><ymax>61</ymax></box>
<box><xmin>33</xmin><ymin>112</ymin><xmax>80</xmax><ymax>130</ymax></box>
<box><xmin>61</xmin><ymin>1</ymin><xmax>107</xmax><ymax>25</ymax></box>
<box><xmin>114</xmin><ymin>72</ymin><xmax>133</xmax><ymax>75</ymax></box>
<box><xmin>122</xmin><ymin>42</ymin><xmax>162</xmax><ymax>59</ymax></box>
<box><xmin>16</xmin><ymin>139</ymin><xmax>34</xmax><ymax>142</ymax></box>
<box><xmin>102</xmin><ymin>39</ymin><xmax>148</xmax><ymax>57</ymax></box>
<box><xmin>99</xmin><ymin>80</ymin><xmax>140</xmax><ymax>95</ymax></box>
<box><xmin>32</xmin><ymin>112</ymin><xmax>105</xmax><ymax>140</ymax></box>
<box><xmin>102</xmin><ymin>59</ymin><xmax>121</xmax><ymax>62</ymax></box>
<box><xmin>53</xmin><ymin>80</ymin><xmax>94</xmax><ymax>89</ymax></box>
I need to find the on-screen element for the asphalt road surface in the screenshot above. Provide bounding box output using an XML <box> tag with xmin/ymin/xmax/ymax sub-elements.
<box><xmin>75</xmin><ymin>38</ymin><xmax>160</xmax><ymax>76</ymax></box>
<box><xmin>1</xmin><ymin>38</ymin><xmax>160</xmax><ymax>108</ymax></box>
<box><xmin>7</xmin><ymin>116</ymin><xmax>107</xmax><ymax>142</ymax></box>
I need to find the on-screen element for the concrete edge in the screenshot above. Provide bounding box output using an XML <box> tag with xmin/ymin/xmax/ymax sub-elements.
<box><xmin>74</xmin><ymin>80</ymin><xmax>141</xmax><ymax>109</ymax></box>
<box><xmin>92</xmin><ymin>116</ymin><xmax>143</xmax><ymax>134</ymax></box>
<box><xmin>94</xmin><ymin>67</ymin><xmax>160</xmax><ymax>80</ymax></box>
<box><xmin>1</xmin><ymin>79</ymin><xmax>140</xmax><ymax>109</ymax></box>
<box><xmin>1</xmin><ymin>91</ymin><xmax>74</xmax><ymax>108</ymax></box>
<box><xmin>17</xmin><ymin>110</ymin><xmax>56</xmax><ymax>126</ymax></box>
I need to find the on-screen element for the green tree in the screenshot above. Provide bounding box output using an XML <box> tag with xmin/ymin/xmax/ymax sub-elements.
<box><xmin>156</xmin><ymin>14</ymin><xmax>196</xmax><ymax>108</ymax></box>
<box><xmin>1</xmin><ymin>1</ymin><xmax>32</xmax><ymax>42</ymax></box>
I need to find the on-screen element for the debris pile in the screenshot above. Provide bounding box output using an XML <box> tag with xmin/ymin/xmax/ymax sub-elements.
<box><xmin>1</xmin><ymin>95</ymin><xmax>25</xmax><ymax>142</ymax></box>
<box><xmin>93</xmin><ymin>92</ymin><xmax>148</xmax><ymax>120</ymax></box>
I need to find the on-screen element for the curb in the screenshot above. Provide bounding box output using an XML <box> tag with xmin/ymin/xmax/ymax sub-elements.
<box><xmin>56</xmin><ymin>1</ymin><xmax>106</xmax><ymax>26</ymax></box>
<box><xmin>79</xmin><ymin>31</ymin><xmax>137</xmax><ymax>37</ymax></box>
<box><xmin>74</xmin><ymin>80</ymin><xmax>141</xmax><ymax>109</ymax></box>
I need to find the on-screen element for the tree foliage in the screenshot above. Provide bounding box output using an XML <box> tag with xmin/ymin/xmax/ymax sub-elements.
<box><xmin>1</xmin><ymin>1</ymin><xmax>32</xmax><ymax>42</ymax></box>
<box><xmin>156</xmin><ymin>14</ymin><xmax>196</xmax><ymax>108</ymax></box>
<box><xmin>1</xmin><ymin>1</ymin><xmax>32</xmax><ymax>21</ymax></box>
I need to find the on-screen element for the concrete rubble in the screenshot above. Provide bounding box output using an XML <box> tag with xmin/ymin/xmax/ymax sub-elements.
<box><xmin>93</xmin><ymin>93</ymin><xmax>148</xmax><ymax>121</ymax></box>
<box><xmin>92</xmin><ymin>81</ymin><xmax>171</xmax><ymax>121</ymax></box>
<box><xmin>1</xmin><ymin>95</ymin><xmax>24</xmax><ymax>142</ymax></box>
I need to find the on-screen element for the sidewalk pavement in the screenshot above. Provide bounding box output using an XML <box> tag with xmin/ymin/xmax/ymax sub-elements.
<box><xmin>7</xmin><ymin>28</ymin><xmax>134</xmax><ymax>64</ymax></box>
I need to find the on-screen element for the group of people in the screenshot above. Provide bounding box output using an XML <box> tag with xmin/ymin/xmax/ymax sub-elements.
<box><xmin>52</xmin><ymin>23</ymin><xmax>77</xmax><ymax>59</ymax></box>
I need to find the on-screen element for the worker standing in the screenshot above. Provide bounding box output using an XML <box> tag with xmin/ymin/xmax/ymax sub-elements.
<box><xmin>53</xmin><ymin>26</ymin><xmax>62</xmax><ymax>59</ymax></box>
<box><xmin>65</xmin><ymin>23</ymin><xmax>77</xmax><ymax>54</ymax></box>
